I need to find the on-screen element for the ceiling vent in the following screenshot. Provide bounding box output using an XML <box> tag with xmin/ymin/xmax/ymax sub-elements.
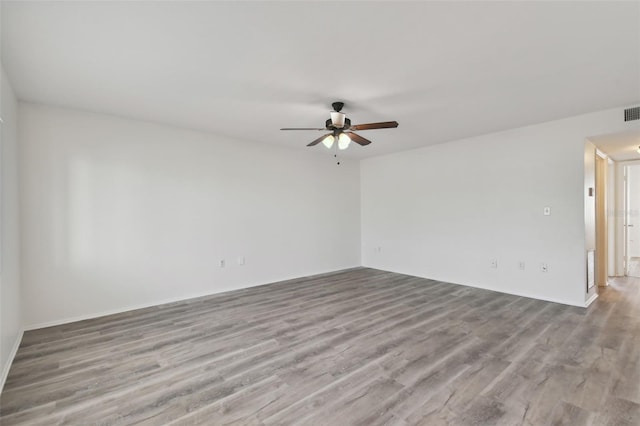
<box><xmin>625</xmin><ymin>106</ymin><xmax>640</xmax><ymax>122</ymax></box>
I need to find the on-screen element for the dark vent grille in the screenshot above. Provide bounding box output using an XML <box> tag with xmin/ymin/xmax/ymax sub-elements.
<box><xmin>625</xmin><ymin>106</ymin><xmax>640</xmax><ymax>121</ymax></box>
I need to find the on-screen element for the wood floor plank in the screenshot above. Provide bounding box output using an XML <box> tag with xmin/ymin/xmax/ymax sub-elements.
<box><xmin>1</xmin><ymin>268</ymin><xmax>640</xmax><ymax>425</ymax></box>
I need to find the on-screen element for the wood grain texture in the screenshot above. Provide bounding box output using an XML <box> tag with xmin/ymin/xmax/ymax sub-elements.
<box><xmin>1</xmin><ymin>268</ymin><xmax>639</xmax><ymax>425</ymax></box>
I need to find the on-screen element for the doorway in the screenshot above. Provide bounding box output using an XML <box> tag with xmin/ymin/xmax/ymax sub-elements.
<box><xmin>624</xmin><ymin>164</ymin><xmax>640</xmax><ymax>277</ymax></box>
<box><xmin>590</xmin><ymin>129</ymin><xmax>640</xmax><ymax>281</ymax></box>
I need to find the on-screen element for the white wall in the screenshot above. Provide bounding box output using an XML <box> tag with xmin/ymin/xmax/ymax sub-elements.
<box><xmin>19</xmin><ymin>103</ymin><xmax>361</xmax><ymax>328</ymax></box>
<box><xmin>584</xmin><ymin>141</ymin><xmax>597</xmax><ymax>301</ymax></box>
<box><xmin>361</xmin><ymin>106</ymin><xmax>638</xmax><ymax>307</ymax></box>
<box><xmin>584</xmin><ymin>141</ymin><xmax>596</xmax><ymax>253</ymax></box>
<box><xmin>15</xmin><ymin>100</ymin><xmax>640</xmax><ymax>328</ymax></box>
<box><xmin>0</xmin><ymin>65</ymin><xmax>22</xmax><ymax>392</ymax></box>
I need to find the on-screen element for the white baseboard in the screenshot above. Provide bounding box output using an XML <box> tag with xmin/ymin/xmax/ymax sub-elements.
<box><xmin>364</xmin><ymin>266</ymin><xmax>586</xmax><ymax>307</ymax></box>
<box><xmin>1</xmin><ymin>329</ymin><xmax>24</xmax><ymax>395</ymax></box>
<box><xmin>24</xmin><ymin>289</ymin><xmax>251</xmax><ymax>330</ymax></box>
<box><xmin>25</xmin><ymin>265</ymin><xmax>362</xmax><ymax>331</ymax></box>
<box><xmin>585</xmin><ymin>292</ymin><xmax>599</xmax><ymax>307</ymax></box>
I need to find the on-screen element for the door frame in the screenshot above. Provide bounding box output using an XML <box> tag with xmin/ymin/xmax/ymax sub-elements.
<box><xmin>615</xmin><ymin>160</ymin><xmax>640</xmax><ymax>277</ymax></box>
<box><xmin>595</xmin><ymin>150</ymin><xmax>608</xmax><ymax>286</ymax></box>
<box><xmin>624</xmin><ymin>164</ymin><xmax>630</xmax><ymax>275</ymax></box>
<box><xmin>623</xmin><ymin>162</ymin><xmax>640</xmax><ymax>277</ymax></box>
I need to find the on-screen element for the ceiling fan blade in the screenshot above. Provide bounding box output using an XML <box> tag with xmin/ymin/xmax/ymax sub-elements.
<box><xmin>349</xmin><ymin>121</ymin><xmax>399</xmax><ymax>131</ymax></box>
<box><xmin>307</xmin><ymin>133</ymin><xmax>332</xmax><ymax>147</ymax></box>
<box><xmin>281</xmin><ymin>127</ymin><xmax>326</xmax><ymax>131</ymax></box>
<box><xmin>347</xmin><ymin>132</ymin><xmax>372</xmax><ymax>146</ymax></box>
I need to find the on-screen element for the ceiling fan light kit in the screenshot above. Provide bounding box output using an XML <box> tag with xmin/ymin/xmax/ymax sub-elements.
<box><xmin>280</xmin><ymin>101</ymin><xmax>399</xmax><ymax>152</ymax></box>
<box><xmin>322</xmin><ymin>135</ymin><xmax>335</xmax><ymax>149</ymax></box>
<box><xmin>338</xmin><ymin>133</ymin><xmax>351</xmax><ymax>150</ymax></box>
<box><xmin>319</xmin><ymin>133</ymin><xmax>351</xmax><ymax>151</ymax></box>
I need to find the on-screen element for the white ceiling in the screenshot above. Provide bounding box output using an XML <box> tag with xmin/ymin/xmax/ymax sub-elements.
<box><xmin>590</xmin><ymin>130</ymin><xmax>640</xmax><ymax>162</ymax></box>
<box><xmin>2</xmin><ymin>1</ymin><xmax>639</xmax><ymax>159</ymax></box>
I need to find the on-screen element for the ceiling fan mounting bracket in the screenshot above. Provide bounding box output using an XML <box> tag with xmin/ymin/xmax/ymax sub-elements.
<box><xmin>332</xmin><ymin>101</ymin><xmax>344</xmax><ymax>112</ymax></box>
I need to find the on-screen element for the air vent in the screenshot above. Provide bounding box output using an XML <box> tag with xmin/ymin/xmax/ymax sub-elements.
<box><xmin>625</xmin><ymin>106</ymin><xmax>640</xmax><ymax>121</ymax></box>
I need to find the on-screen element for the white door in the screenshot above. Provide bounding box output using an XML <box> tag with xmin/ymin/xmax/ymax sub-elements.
<box><xmin>626</xmin><ymin>165</ymin><xmax>640</xmax><ymax>276</ymax></box>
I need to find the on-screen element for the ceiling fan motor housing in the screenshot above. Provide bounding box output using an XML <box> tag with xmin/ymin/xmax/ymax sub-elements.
<box><xmin>326</xmin><ymin>117</ymin><xmax>351</xmax><ymax>131</ymax></box>
<box><xmin>330</xmin><ymin>111</ymin><xmax>346</xmax><ymax>128</ymax></box>
<box><xmin>330</xmin><ymin>101</ymin><xmax>346</xmax><ymax>128</ymax></box>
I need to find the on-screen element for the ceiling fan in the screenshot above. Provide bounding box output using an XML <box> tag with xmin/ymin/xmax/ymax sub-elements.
<box><xmin>280</xmin><ymin>101</ymin><xmax>398</xmax><ymax>150</ymax></box>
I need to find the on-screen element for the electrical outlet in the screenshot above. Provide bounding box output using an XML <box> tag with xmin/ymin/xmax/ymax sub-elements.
<box><xmin>541</xmin><ymin>263</ymin><xmax>548</xmax><ymax>273</ymax></box>
<box><xmin>490</xmin><ymin>259</ymin><xmax>498</xmax><ymax>268</ymax></box>
<box><xmin>219</xmin><ymin>259</ymin><xmax>225</xmax><ymax>268</ymax></box>
<box><xmin>519</xmin><ymin>261</ymin><xmax>525</xmax><ymax>270</ymax></box>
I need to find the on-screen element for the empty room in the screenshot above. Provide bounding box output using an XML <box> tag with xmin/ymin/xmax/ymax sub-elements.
<box><xmin>1</xmin><ymin>1</ymin><xmax>640</xmax><ymax>425</ymax></box>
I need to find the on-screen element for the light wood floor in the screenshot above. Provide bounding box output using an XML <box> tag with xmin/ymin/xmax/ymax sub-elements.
<box><xmin>1</xmin><ymin>268</ymin><xmax>639</xmax><ymax>425</ymax></box>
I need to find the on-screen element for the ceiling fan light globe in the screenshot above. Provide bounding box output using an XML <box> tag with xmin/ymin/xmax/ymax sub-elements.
<box><xmin>330</xmin><ymin>112</ymin><xmax>346</xmax><ymax>128</ymax></box>
<box><xmin>338</xmin><ymin>133</ymin><xmax>351</xmax><ymax>150</ymax></box>
<box><xmin>322</xmin><ymin>135</ymin><xmax>335</xmax><ymax>149</ymax></box>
